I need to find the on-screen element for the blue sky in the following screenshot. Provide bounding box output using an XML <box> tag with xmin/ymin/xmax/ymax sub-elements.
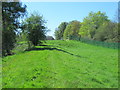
<box><xmin>22</xmin><ymin>2</ymin><xmax>118</xmax><ymax>37</ymax></box>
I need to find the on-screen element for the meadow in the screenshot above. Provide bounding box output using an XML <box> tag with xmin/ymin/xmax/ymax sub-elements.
<box><xmin>2</xmin><ymin>40</ymin><xmax>118</xmax><ymax>88</ymax></box>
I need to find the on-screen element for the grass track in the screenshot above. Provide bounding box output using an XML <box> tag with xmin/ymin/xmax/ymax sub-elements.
<box><xmin>2</xmin><ymin>40</ymin><xmax>118</xmax><ymax>88</ymax></box>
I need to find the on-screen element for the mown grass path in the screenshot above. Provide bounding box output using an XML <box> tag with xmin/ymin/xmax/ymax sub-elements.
<box><xmin>2</xmin><ymin>40</ymin><xmax>118</xmax><ymax>88</ymax></box>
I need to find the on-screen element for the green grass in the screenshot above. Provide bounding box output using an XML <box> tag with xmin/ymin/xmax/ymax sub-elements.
<box><xmin>2</xmin><ymin>40</ymin><xmax>118</xmax><ymax>88</ymax></box>
<box><xmin>0</xmin><ymin>57</ymin><xmax>2</xmax><ymax>89</ymax></box>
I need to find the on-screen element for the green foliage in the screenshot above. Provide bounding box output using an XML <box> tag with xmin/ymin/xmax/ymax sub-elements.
<box><xmin>54</xmin><ymin>29</ymin><xmax>60</xmax><ymax>40</ymax></box>
<box><xmin>94</xmin><ymin>21</ymin><xmax>119</xmax><ymax>42</ymax></box>
<box><xmin>79</xmin><ymin>11</ymin><xmax>109</xmax><ymax>39</ymax></box>
<box><xmin>3</xmin><ymin>40</ymin><xmax>118</xmax><ymax>88</ymax></box>
<box><xmin>55</xmin><ymin>22</ymin><xmax>68</xmax><ymax>40</ymax></box>
<box><xmin>54</xmin><ymin>11</ymin><xmax>118</xmax><ymax>42</ymax></box>
<box><xmin>2</xmin><ymin>2</ymin><xmax>26</xmax><ymax>56</ymax></box>
<box><xmin>63</xmin><ymin>20</ymin><xmax>81</xmax><ymax>40</ymax></box>
<box><xmin>2</xmin><ymin>28</ymin><xmax>16</xmax><ymax>56</ymax></box>
<box><xmin>16</xmin><ymin>31</ymin><xmax>28</xmax><ymax>43</ymax></box>
<box><xmin>22</xmin><ymin>13</ymin><xmax>46</xmax><ymax>46</ymax></box>
<box><xmin>12</xmin><ymin>42</ymin><xmax>29</xmax><ymax>54</ymax></box>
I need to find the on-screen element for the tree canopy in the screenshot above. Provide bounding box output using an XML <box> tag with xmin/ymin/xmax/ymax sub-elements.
<box><xmin>55</xmin><ymin>22</ymin><xmax>68</xmax><ymax>40</ymax></box>
<box><xmin>2</xmin><ymin>2</ymin><xmax>27</xmax><ymax>56</ymax></box>
<box><xmin>94</xmin><ymin>21</ymin><xmax>118</xmax><ymax>42</ymax></box>
<box><xmin>63</xmin><ymin>20</ymin><xmax>81</xmax><ymax>40</ymax></box>
<box><xmin>22</xmin><ymin>13</ymin><xmax>47</xmax><ymax>46</ymax></box>
<box><xmin>79</xmin><ymin>11</ymin><xmax>110</xmax><ymax>39</ymax></box>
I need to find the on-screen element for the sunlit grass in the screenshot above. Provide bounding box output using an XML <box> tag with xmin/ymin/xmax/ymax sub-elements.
<box><xmin>2</xmin><ymin>40</ymin><xmax>118</xmax><ymax>88</ymax></box>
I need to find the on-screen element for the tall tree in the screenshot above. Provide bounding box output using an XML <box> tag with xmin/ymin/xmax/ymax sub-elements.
<box><xmin>2</xmin><ymin>2</ymin><xmax>26</xmax><ymax>56</ymax></box>
<box><xmin>94</xmin><ymin>21</ymin><xmax>119</xmax><ymax>42</ymax></box>
<box><xmin>79</xmin><ymin>11</ymin><xmax>109</xmax><ymax>39</ymax></box>
<box><xmin>63</xmin><ymin>20</ymin><xmax>81</xmax><ymax>40</ymax></box>
<box><xmin>54</xmin><ymin>28</ymin><xmax>60</xmax><ymax>40</ymax></box>
<box><xmin>55</xmin><ymin>22</ymin><xmax>68</xmax><ymax>40</ymax></box>
<box><xmin>22</xmin><ymin>13</ymin><xmax>47</xmax><ymax>46</ymax></box>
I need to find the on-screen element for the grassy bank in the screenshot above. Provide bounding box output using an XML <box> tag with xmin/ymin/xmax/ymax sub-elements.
<box><xmin>2</xmin><ymin>40</ymin><xmax>118</xmax><ymax>88</ymax></box>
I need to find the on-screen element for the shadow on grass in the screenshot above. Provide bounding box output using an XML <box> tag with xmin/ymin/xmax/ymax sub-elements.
<box><xmin>26</xmin><ymin>45</ymin><xmax>83</xmax><ymax>58</ymax></box>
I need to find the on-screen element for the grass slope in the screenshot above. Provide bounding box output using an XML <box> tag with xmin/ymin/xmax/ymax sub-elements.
<box><xmin>2</xmin><ymin>40</ymin><xmax>118</xmax><ymax>88</ymax></box>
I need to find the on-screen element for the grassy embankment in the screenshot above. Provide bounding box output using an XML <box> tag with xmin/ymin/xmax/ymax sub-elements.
<box><xmin>2</xmin><ymin>40</ymin><xmax>118</xmax><ymax>88</ymax></box>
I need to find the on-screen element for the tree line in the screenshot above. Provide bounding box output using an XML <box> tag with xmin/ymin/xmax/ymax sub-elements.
<box><xmin>55</xmin><ymin>11</ymin><xmax>119</xmax><ymax>43</ymax></box>
<box><xmin>2</xmin><ymin>2</ymin><xmax>47</xmax><ymax>56</ymax></box>
<box><xmin>2</xmin><ymin>1</ymin><xmax>119</xmax><ymax>57</ymax></box>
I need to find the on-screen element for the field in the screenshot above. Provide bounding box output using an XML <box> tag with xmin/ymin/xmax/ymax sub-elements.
<box><xmin>2</xmin><ymin>40</ymin><xmax>118</xmax><ymax>88</ymax></box>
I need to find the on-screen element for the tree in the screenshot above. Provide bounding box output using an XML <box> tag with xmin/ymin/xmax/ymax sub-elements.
<box><xmin>22</xmin><ymin>13</ymin><xmax>47</xmax><ymax>46</ymax></box>
<box><xmin>94</xmin><ymin>21</ymin><xmax>119</xmax><ymax>42</ymax></box>
<box><xmin>79</xmin><ymin>11</ymin><xmax>110</xmax><ymax>39</ymax></box>
<box><xmin>54</xmin><ymin>22</ymin><xmax>68</xmax><ymax>40</ymax></box>
<box><xmin>63</xmin><ymin>20</ymin><xmax>81</xmax><ymax>40</ymax></box>
<box><xmin>2</xmin><ymin>2</ymin><xmax>26</xmax><ymax>56</ymax></box>
<box><xmin>54</xmin><ymin>28</ymin><xmax>60</xmax><ymax>40</ymax></box>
